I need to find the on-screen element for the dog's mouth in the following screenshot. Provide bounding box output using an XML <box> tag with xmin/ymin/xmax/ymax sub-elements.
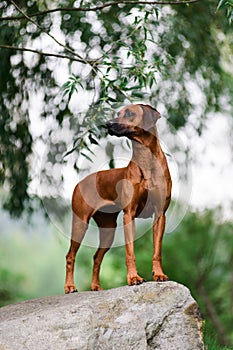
<box><xmin>107</xmin><ymin>122</ymin><xmax>133</xmax><ymax>138</ymax></box>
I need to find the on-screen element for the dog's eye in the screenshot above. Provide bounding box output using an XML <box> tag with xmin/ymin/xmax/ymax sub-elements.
<box><xmin>124</xmin><ymin>109</ymin><xmax>135</xmax><ymax>118</ymax></box>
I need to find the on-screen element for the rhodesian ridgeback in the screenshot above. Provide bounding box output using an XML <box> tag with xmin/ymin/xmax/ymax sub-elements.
<box><xmin>64</xmin><ymin>104</ymin><xmax>172</xmax><ymax>293</ymax></box>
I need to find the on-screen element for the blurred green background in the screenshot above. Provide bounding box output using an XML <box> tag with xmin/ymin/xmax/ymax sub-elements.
<box><xmin>0</xmin><ymin>205</ymin><xmax>232</xmax><ymax>348</ymax></box>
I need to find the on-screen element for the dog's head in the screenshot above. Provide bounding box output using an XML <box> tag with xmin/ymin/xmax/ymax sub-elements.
<box><xmin>106</xmin><ymin>104</ymin><xmax>161</xmax><ymax>140</ymax></box>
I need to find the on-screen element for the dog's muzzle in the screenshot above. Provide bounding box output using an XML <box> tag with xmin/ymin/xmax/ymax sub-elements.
<box><xmin>106</xmin><ymin>120</ymin><xmax>131</xmax><ymax>137</ymax></box>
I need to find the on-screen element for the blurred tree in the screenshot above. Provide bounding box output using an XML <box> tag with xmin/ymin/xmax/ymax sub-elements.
<box><xmin>0</xmin><ymin>0</ymin><xmax>232</xmax><ymax>216</ymax></box>
<box><xmin>0</xmin><ymin>267</ymin><xmax>25</xmax><ymax>306</ymax></box>
<box><xmin>162</xmin><ymin>209</ymin><xmax>233</xmax><ymax>347</ymax></box>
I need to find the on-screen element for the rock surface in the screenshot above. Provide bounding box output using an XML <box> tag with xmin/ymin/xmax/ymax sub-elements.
<box><xmin>0</xmin><ymin>282</ymin><xmax>203</xmax><ymax>350</ymax></box>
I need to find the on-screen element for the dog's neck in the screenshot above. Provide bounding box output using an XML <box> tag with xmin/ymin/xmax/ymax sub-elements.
<box><xmin>130</xmin><ymin>127</ymin><xmax>166</xmax><ymax>186</ymax></box>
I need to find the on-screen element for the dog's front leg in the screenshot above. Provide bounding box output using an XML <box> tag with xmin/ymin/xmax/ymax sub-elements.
<box><xmin>152</xmin><ymin>214</ymin><xmax>169</xmax><ymax>282</ymax></box>
<box><xmin>123</xmin><ymin>212</ymin><xmax>145</xmax><ymax>285</ymax></box>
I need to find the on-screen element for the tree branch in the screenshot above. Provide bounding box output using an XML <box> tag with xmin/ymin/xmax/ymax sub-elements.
<box><xmin>0</xmin><ymin>44</ymin><xmax>85</xmax><ymax>62</ymax></box>
<box><xmin>1</xmin><ymin>0</ymin><xmax>202</xmax><ymax>21</ymax></box>
<box><xmin>9</xmin><ymin>0</ymin><xmax>91</xmax><ymax>66</ymax></box>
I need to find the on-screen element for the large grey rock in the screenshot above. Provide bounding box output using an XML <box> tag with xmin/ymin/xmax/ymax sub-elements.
<box><xmin>0</xmin><ymin>282</ymin><xmax>203</xmax><ymax>350</ymax></box>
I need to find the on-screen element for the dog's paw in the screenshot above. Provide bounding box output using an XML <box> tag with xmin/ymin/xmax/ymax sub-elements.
<box><xmin>152</xmin><ymin>271</ymin><xmax>169</xmax><ymax>282</ymax></box>
<box><xmin>64</xmin><ymin>284</ymin><xmax>78</xmax><ymax>294</ymax></box>
<box><xmin>91</xmin><ymin>284</ymin><xmax>103</xmax><ymax>291</ymax></box>
<box><xmin>130</xmin><ymin>279</ymin><xmax>146</xmax><ymax>286</ymax></box>
<box><xmin>128</xmin><ymin>275</ymin><xmax>146</xmax><ymax>286</ymax></box>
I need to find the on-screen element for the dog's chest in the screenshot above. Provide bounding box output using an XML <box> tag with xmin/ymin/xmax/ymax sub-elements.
<box><xmin>134</xmin><ymin>188</ymin><xmax>153</xmax><ymax>218</ymax></box>
<box><xmin>135</xmin><ymin>181</ymin><xmax>167</xmax><ymax>218</ymax></box>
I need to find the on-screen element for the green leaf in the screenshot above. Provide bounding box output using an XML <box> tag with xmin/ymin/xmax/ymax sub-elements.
<box><xmin>217</xmin><ymin>0</ymin><xmax>226</xmax><ymax>10</ymax></box>
<box><xmin>89</xmin><ymin>134</ymin><xmax>99</xmax><ymax>145</ymax></box>
<box><xmin>80</xmin><ymin>152</ymin><xmax>93</xmax><ymax>163</ymax></box>
<box><xmin>153</xmin><ymin>7</ymin><xmax>159</xmax><ymax>19</ymax></box>
<box><xmin>63</xmin><ymin>147</ymin><xmax>77</xmax><ymax>158</ymax></box>
<box><xmin>109</xmin><ymin>158</ymin><xmax>115</xmax><ymax>169</ymax></box>
<box><xmin>62</xmin><ymin>75</ymin><xmax>83</xmax><ymax>101</ymax></box>
<box><xmin>131</xmin><ymin>91</ymin><xmax>144</xmax><ymax>98</ymax></box>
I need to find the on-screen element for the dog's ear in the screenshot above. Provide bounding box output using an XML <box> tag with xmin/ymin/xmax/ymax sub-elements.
<box><xmin>140</xmin><ymin>104</ymin><xmax>161</xmax><ymax>131</ymax></box>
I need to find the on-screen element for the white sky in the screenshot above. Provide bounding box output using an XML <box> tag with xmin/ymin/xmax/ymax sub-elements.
<box><xmin>188</xmin><ymin>113</ymin><xmax>233</xmax><ymax>217</ymax></box>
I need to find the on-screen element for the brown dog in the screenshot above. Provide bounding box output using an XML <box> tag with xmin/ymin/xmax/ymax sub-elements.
<box><xmin>64</xmin><ymin>104</ymin><xmax>172</xmax><ymax>293</ymax></box>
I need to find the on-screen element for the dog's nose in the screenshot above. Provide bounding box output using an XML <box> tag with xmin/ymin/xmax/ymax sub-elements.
<box><xmin>106</xmin><ymin>120</ymin><xmax>114</xmax><ymax>128</ymax></box>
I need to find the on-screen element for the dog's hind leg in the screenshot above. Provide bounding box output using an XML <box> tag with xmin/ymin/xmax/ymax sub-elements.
<box><xmin>64</xmin><ymin>212</ymin><xmax>89</xmax><ymax>294</ymax></box>
<box><xmin>91</xmin><ymin>211</ymin><xmax>118</xmax><ymax>291</ymax></box>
